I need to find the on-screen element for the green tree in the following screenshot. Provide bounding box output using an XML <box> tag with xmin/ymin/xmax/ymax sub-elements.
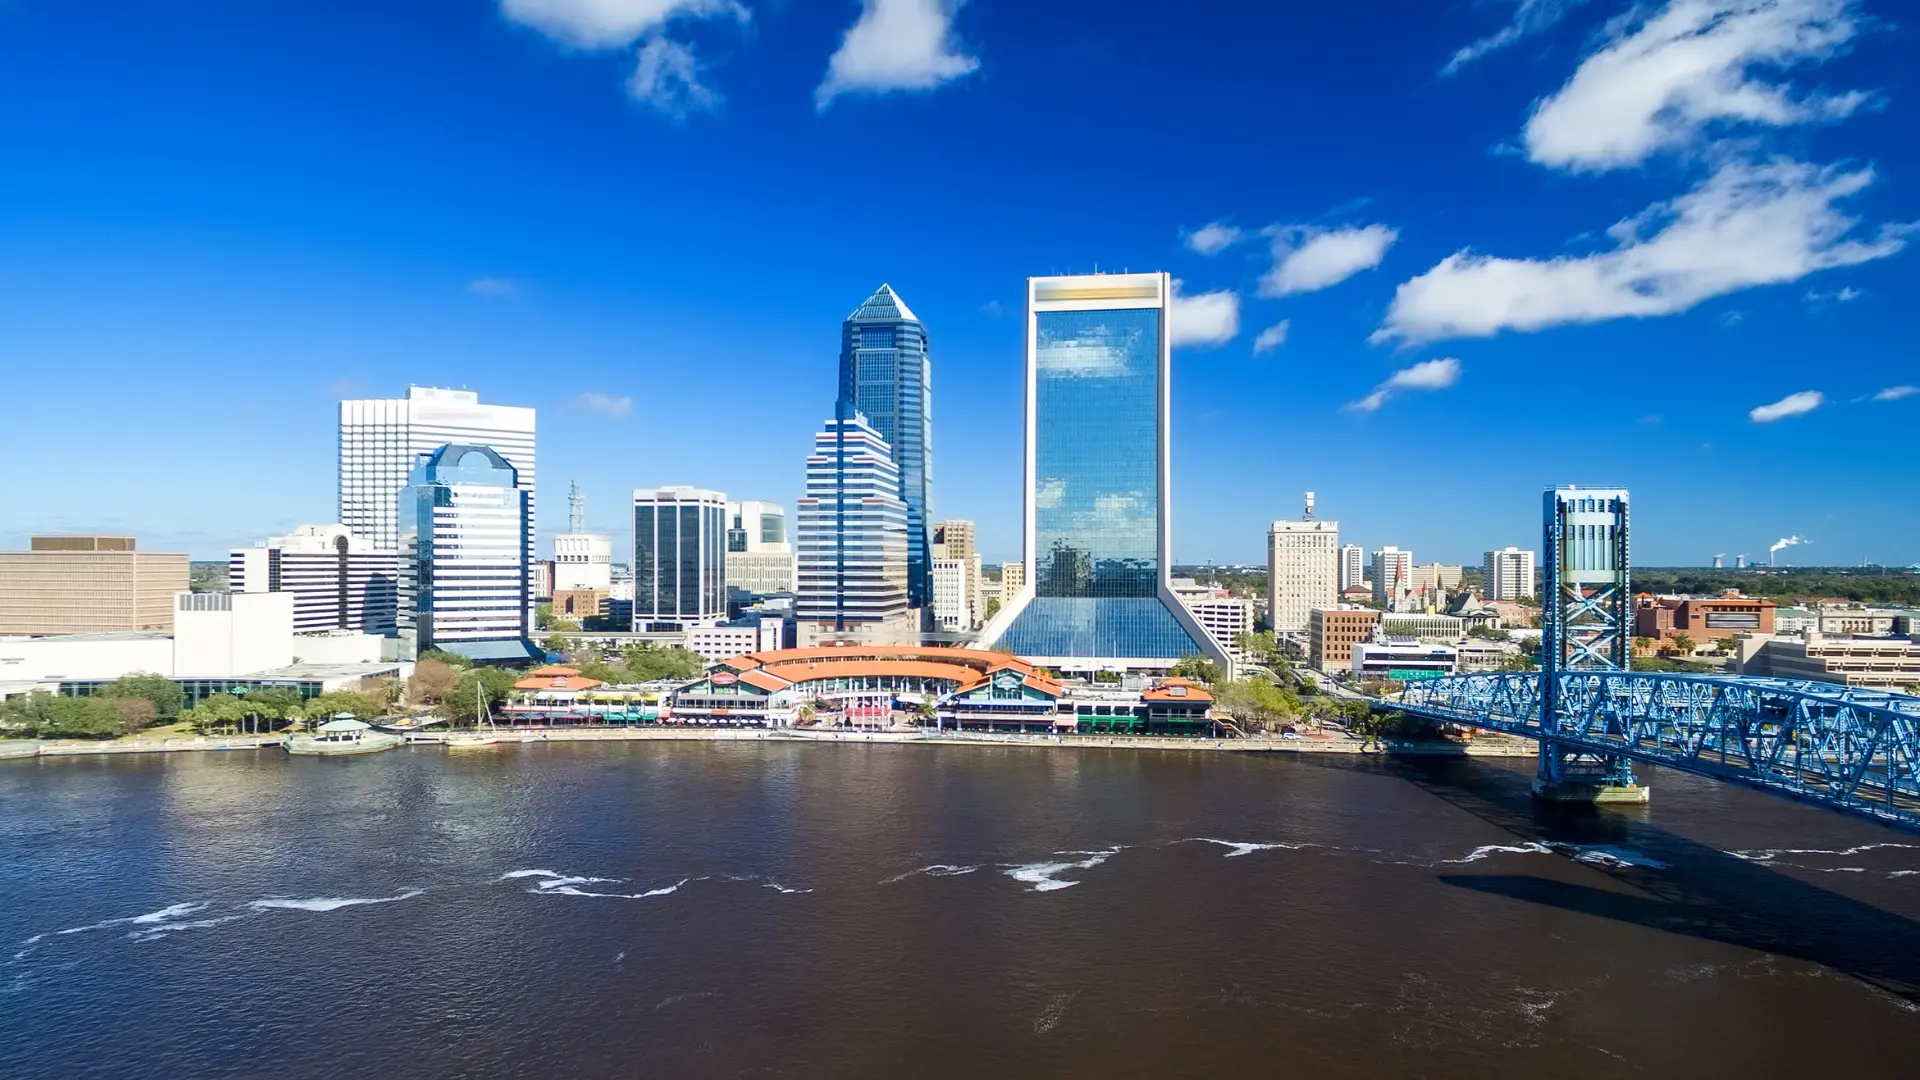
<box><xmin>49</xmin><ymin>696</ymin><xmax>127</xmax><ymax>739</ymax></box>
<box><xmin>620</xmin><ymin>644</ymin><xmax>704</xmax><ymax>682</ymax></box>
<box><xmin>98</xmin><ymin>672</ymin><xmax>185</xmax><ymax>719</ymax></box>
<box><xmin>445</xmin><ymin>666</ymin><xmax>520</xmax><ymax>722</ymax></box>
<box><xmin>1170</xmin><ymin>654</ymin><xmax>1223</xmax><ymax>686</ymax></box>
<box><xmin>545</xmin><ymin>633</ymin><xmax>580</xmax><ymax>658</ymax></box>
<box><xmin>1212</xmin><ymin>677</ymin><xmax>1301</xmax><ymax>732</ymax></box>
<box><xmin>303</xmin><ymin>691</ymin><xmax>385</xmax><ymax>722</ymax></box>
<box><xmin>985</xmin><ymin>597</ymin><xmax>1001</xmax><ymax>619</ymax></box>
<box><xmin>1671</xmin><ymin>634</ymin><xmax>1697</xmax><ymax>656</ymax></box>
<box><xmin>534</xmin><ymin>602</ymin><xmax>555</xmax><ymax>631</ymax></box>
<box><xmin>0</xmin><ymin>692</ymin><xmax>58</xmax><ymax>737</ymax></box>
<box><xmin>108</xmin><ymin>696</ymin><xmax>158</xmax><ymax>735</ymax></box>
<box><xmin>417</xmin><ymin>648</ymin><xmax>472</xmax><ymax>670</ymax></box>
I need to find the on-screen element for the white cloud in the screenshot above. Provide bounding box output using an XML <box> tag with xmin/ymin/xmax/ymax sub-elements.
<box><xmin>1253</xmin><ymin>319</ymin><xmax>1290</xmax><ymax>354</ymax></box>
<box><xmin>1168</xmin><ymin>281</ymin><xmax>1240</xmax><ymax>348</ymax></box>
<box><xmin>1373</xmin><ymin>158</ymin><xmax>1907</xmax><ymax>345</ymax></box>
<box><xmin>1346</xmin><ymin>358</ymin><xmax>1462</xmax><ymax>413</ymax></box>
<box><xmin>1443</xmin><ymin>0</ymin><xmax>1591</xmax><ymax>77</ymax></box>
<box><xmin>1872</xmin><ymin>385</ymin><xmax>1917</xmax><ymax>402</ymax></box>
<box><xmin>1524</xmin><ymin>0</ymin><xmax>1869</xmax><ymax>172</ymax></box>
<box><xmin>1749</xmin><ymin>389</ymin><xmax>1823</xmax><ymax>422</ymax></box>
<box><xmin>817</xmin><ymin>0</ymin><xmax>979</xmax><ymax>109</ymax></box>
<box><xmin>1035</xmin><ymin>478</ymin><xmax>1066</xmax><ymax>510</ymax></box>
<box><xmin>1804</xmin><ymin>284</ymin><xmax>1862</xmax><ymax>303</ymax></box>
<box><xmin>468</xmin><ymin>277</ymin><xmax>522</xmax><ymax>297</ymax></box>
<box><xmin>500</xmin><ymin>0</ymin><xmax>746</xmax><ymax>49</ymax></box>
<box><xmin>1183</xmin><ymin>221</ymin><xmax>1243</xmax><ymax>256</ymax></box>
<box><xmin>571</xmin><ymin>391</ymin><xmax>634</xmax><ymax>417</ymax></box>
<box><xmin>1261</xmin><ymin>224</ymin><xmax>1398</xmax><ymax>297</ymax></box>
<box><xmin>628</xmin><ymin>35</ymin><xmax>719</xmax><ymax>117</ymax></box>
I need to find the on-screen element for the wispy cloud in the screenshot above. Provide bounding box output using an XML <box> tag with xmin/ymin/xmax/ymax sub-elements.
<box><xmin>499</xmin><ymin>1</ymin><xmax>747</xmax><ymax>112</ymax></box>
<box><xmin>1373</xmin><ymin>159</ymin><xmax>1906</xmax><ymax>345</ymax></box>
<box><xmin>628</xmin><ymin>35</ymin><xmax>720</xmax><ymax>118</ymax></box>
<box><xmin>1749</xmin><ymin>389</ymin><xmax>1823</xmax><ymax>423</ymax></box>
<box><xmin>1804</xmin><ymin>285</ymin><xmax>1862</xmax><ymax>304</ymax></box>
<box><xmin>1871</xmin><ymin>385</ymin><xmax>1916</xmax><ymax>402</ymax></box>
<box><xmin>1260</xmin><ymin>223</ymin><xmax>1398</xmax><ymax>297</ymax></box>
<box><xmin>1252</xmin><ymin>319</ymin><xmax>1290</xmax><ymax>354</ymax></box>
<box><xmin>1183</xmin><ymin>221</ymin><xmax>1243</xmax><ymax>256</ymax></box>
<box><xmin>570</xmin><ymin>391</ymin><xmax>634</xmax><ymax>417</ymax></box>
<box><xmin>1168</xmin><ymin>281</ymin><xmax>1240</xmax><ymax>348</ymax></box>
<box><xmin>817</xmin><ymin>0</ymin><xmax>979</xmax><ymax>109</ymax></box>
<box><xmin>1442</xmin><ymin>0</ymin><xmax>1592</xmax><ymax>77</ymax></box>
<box><xmin>468</xmin><ymin>276</ymin><xmax>522</xmax><ymax>297</ymax></box>
<box><xmin>1346</xmin><ymin>358</ymin><xmax>1462</xmax><ymax>413</ymax></box>
<box><xmin>1522</xmin><ymin>0</ymin><xmax>1870</xmax><ymax>172</ymax></box>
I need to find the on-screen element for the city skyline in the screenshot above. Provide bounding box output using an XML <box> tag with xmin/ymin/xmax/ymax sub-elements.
<box><xmin>2</xmin><ymin>2</ymin><xmax>1917</xmax><ymax>566</ymax></box>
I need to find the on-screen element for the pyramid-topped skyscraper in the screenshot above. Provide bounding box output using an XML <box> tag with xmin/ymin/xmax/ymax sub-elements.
<box><xmin>837</xmin><ymin>284</ymin><xmax>933</xmax><ymax>612</ymax></box>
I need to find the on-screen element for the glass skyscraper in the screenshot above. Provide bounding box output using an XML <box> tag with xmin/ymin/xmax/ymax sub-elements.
<box><xmin>837</xmin><ymin>284</ymin><xmax>932</xmax><ymax>610</ymax></box>
<box><xmin>397</xmin><ymin>444</ymin><xmax>538</xmax><ymax>662</ymax></box>
<box><xmin>982</xmin><ymin>273</ymin><xmax>1229</xmax><ymax>671</ymax></box>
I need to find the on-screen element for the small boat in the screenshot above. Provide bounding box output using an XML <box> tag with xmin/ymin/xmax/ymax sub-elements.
<box><xmin>285</xmin><ymin>716</ymin><xmax>402</xmax><ymax>756</ymax></box>
<box><xmin>0</xmin><ymin>741</ymin><xmax>42</xmax><ymax>760</ymax></box>
<box><xmin>444</xmin><ymin>685</ymin><xmax>504</xmax><ymax>749</ymax></box>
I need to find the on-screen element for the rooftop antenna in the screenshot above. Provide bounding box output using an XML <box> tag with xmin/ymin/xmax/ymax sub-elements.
<box><xmin>1304</xmin><ymin>491</ymin><xmax>1316</xmax><ymax>521</ymax></box>
<box><xmin>568</xmin><ymin>481</ymin><xmax>585</xmax><ymax>535</ymax></box>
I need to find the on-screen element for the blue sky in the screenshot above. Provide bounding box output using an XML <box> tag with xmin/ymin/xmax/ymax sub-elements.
<box><xmin>0</xmin><ymin>0</ymin><xmax>1914</xmax><ymax>567</ymax></box>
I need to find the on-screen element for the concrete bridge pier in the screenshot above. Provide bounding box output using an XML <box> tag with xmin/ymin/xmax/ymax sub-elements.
<box><xmin>1532</xmin><ymin>746</ymin><xmax>1652</xmax><ymax>805</ymax></box>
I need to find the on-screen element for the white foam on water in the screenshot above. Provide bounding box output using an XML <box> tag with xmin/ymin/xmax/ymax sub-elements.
<box><xmin>541</xmin><ymin>878</ymin><xmax>691</xmax><ymax>900</ymax></box>
<box><xmin>1004</xmin><ymin>848</ymin><xmax>1122</xmax><ymax>893</ymax></box>
<box><xmin>1890</xmin><ymin>871</ymin><xmax>1918</xmax><ymax>878</ymax></box>
<box><xmin>1033</xmin><ymin>990</ymin><xmax>1077</xmax><ymax>1035</ymax></box>
<box><xmin>1444</xmin><ymin>843</ymin><xmax>1553</xmax><ymax>865</ymax></box>
<box><xmin>1188</xmin><ymin>838</ymin><xmax>1309</xmax><ymax>858</ymax></box>
<box><xmin>499</xmin><ymin>869</ymin><xmax>567</xmax><ymax>881</ymax></box>
<box><xmin>1727</xmin><ymin>843</ymin><xmax>1920</xmax><ymax>863</ymax></box>
<box><xmin>249</xmin><ymin>889</ymin><xmax>424</xmax><ymax>913</ymax></box>
<box><xmin>127</xmin><ymin>915</ymin><xmax>248</xmax><ymax>942</ymax></box>
<box><xmin>881</xmin><ymin>864</ymin><xmax>980</xmax><ymax>884</ymax></box>
<box><xmin>54</xmin><ymin>902</ymin><xmax>209</xmax><ymax>936</ymax></box>
<box><xmin>762</xmin><ymin>882</ymin><xmax>812</xmax><ymax>894</ymax></box>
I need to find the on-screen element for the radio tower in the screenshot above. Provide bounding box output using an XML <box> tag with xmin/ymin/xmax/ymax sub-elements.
<box><xmin>568</xmin><ymin>481</ymin><xmax>585</xmax><ymax>535</ymax></box>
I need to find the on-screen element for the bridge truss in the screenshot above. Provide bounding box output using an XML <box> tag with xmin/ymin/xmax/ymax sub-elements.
<box><xmin>1396</xmin><ymin>672</ymin><xmax>1920</xmax><ymax>830</ymax></box>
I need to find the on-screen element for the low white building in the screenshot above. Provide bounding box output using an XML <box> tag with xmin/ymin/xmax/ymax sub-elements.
<box><xmin>230</xmin><ymin>524</ymin><xmax>399</xmax><ymax>634</ymax></box>
<box><xmin>1351</xmin><ymin>638</ymin><xmax>1458</xmax><ymax>681</ymax></box>
<box><xmin>686</xmin><ymin>619</ymin><xmax>784</xmax><ymax>662</ymax></box>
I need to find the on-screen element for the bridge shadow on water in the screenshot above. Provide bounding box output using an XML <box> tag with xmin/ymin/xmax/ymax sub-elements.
<box><xmin>1313</xmin><ymin>753</ymin><xmax>1920</xmax><ymax>1004</ymax></box>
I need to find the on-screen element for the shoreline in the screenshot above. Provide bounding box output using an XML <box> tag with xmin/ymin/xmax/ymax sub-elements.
<box><xmin>6</xmin><ymin>728</ymin><xmax>1538</xmax><ymax>759</ymax></box>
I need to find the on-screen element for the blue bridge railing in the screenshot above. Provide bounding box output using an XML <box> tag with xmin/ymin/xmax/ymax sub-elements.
<box><xmin>1393</xmin><ymin>672</ymin><xmax>1920</xmax><ymax>830</ymax></box>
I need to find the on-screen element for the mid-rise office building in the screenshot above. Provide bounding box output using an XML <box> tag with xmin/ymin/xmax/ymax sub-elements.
<box><xmin>632</xmin><ymin>486</ymin><xmax>728</xmax><ymax>633</ymax></box>
<box><xmin>1737</xmin><ymin>631</ymin><xmax>1920</xmax><ymax>691</ymax></box>
<box><xmin>1372</xmin><ymin>546</ymin><xmax>1413</xmax><ymax>608</ymax></box>
<box><xmin>1352</xmin><ymin>638</ymin><xmax>1459</xmax><ymax>681</ymax></box>
<box><xmin>980</xmin><ymin>272</ymin><xmax>1229</xmax><ymax>674</ymax></box>
<box><xmin>1310</xmin><ymin>608</ymin><xmax>1382</xmax><ymax>672</ymax></box>
<box><xmin>796</xmin><ymin>406</ymin><xmax>915</xmax><ymax>646</ymax></box>
<box><xmin>339</xmin><ymin>386</ymin><xmax>535</xmax><ymax>557</ymax></box>
<box><xmin>1000</xmin><ymin>561</ymin><xmax>1025</xmax><ymax>601</ymax></box>
<box><xmin>554</xmin><ymin>533</ymin><xmax>613</xmax><ymax>592</ymax></box>
<box><xmin>1338</xmin><ymin>544</ymin><xmax>1366</xmax><ymax>593</ymax></box>
<box><xmin>839</xmin><ymin>284</ymin><xmax>934</xmax><ymax>609</ymax></box>
<box><xmin>0</xmin><ymin>536</ymin><xmax>189</xmax><ymax>636</ymax></box>
<box><xmin>229</xmin><ymin>524</ymin><xmax>399</xmax><ymax>635</ymax></box>
<box><xmin>725</xmin><ymin>500</ymin><xmax>798</xmax><ymax>596</ymax></box>
<box><xmin>931</xmin><ymin>557</ymin><xmax>971</xmax><ymax>632</ymax></box>
<box><xmin>397</xmin><ymin>445</ymin><xmax>538</xmax><ymax>662</ymax></box>
<box><xmin>1482</xmin><ymin>547</ymin><xmax>1537</xmax><ymax>600</ymax></box>
<box><xmin>1268</xmin><ymin>496</ymin><xmax>1338</xmax><ymax>633</ymax></box>
<box><xmin>933</xmin><ymin>520</ymin><xmax>983</xmax><ymax>628</ymax></box>
<box><xmin>1183</xmin><ymin>596</ymin><xmax>1256</xmax><ymax>662</ymax></box>
<box><xmin>1634</xmin><ymin>592</ymin><xmax>1776</xmax><ymax>645</ymax></box>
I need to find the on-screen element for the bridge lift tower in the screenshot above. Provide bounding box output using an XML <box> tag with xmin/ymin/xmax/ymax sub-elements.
<box><xmin>1536</xmin><ymin>486</ymin><xmax>1651</xmax><ymax>805</ymax></box>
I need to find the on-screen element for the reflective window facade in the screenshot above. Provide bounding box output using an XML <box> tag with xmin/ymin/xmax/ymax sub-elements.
<box><xmin>632</xmin><ymin>487</ymin><xmax>726</xmax><ymax>627</ymax></box>
<box><xmin>991</xmin><ymin>285</ymin><xmax>1212</xmax><ymax>664</ymax></box>
<box><xmin>838</xmin><ymin>285</ymin><xmax>932</xmax><ymax>609</ymax></box>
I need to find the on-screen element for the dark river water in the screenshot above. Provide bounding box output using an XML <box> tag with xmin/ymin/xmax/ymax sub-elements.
<box><xmin>3</xmin><ymin>741</ymin><xmax>1919</xmax><ymax>1078</ymax></box>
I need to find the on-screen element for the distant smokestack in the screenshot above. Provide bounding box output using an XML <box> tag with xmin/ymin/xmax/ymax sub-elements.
<box><xmin>1304</xmin><ymin>492</ymin><xmax>1316</xmax><ymax>520</ymax></box>
<box><xmin>1712</xmin><ymin>554</ymin><xmax>1725</xmax><ymax>569</ymax></box>
<box><xmin>1736</xmin><ymin>554</ymin><xmax>1748</xmax><ymax>569</ymax></box>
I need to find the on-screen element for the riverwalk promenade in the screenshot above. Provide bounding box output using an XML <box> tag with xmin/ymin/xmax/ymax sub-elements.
<box><xmin>5</xmin><ymin>727</ymin><xmax>1538</xmax><ymax>759</ymax></box>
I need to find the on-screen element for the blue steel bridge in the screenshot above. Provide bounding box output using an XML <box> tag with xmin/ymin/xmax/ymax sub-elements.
<box><xmin>1390</xmin><ymin>671</ymin><xmax>1920</xmax><ymax>831</ymax></box>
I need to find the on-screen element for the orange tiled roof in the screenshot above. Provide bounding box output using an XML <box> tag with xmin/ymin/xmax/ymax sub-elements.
<box><xmin>1143</xmin><ymin>677</ymin><xmax>1214</xmax><ymax>703</ymax></box>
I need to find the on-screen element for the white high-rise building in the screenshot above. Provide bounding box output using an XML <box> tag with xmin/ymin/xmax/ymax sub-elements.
<box><xmin>554</xmin><ymin>533</ymin><xmax>613</xmax><ymax>592</ymax></box>
<box><xmin>229</xmin><ymin>523</ymin><xmax>399</xmax><ymax>635</ymax></box>
<box><xmin>1267</xmin><ymin>495</ymin><xmax>1338</xmax><ymax>633</ymax></box>
<box><xmin>397</xmin><ymin>444</ymin><xmax>537</xmax><ymax>661</ymax></box>
<box><xmin>1372</xmin><ymin>546</ymin><xmax>1413</xmax><ymax>608</ymax></box>
<box><xmin>796</xmin><ymin>406</ymin><xmax>914</xmax><ymax>647</ymax></box>
<box><xmin>339</xmin><ymin>386</ymin><xmax>535</xmax><ymax>557</ymax></box>
<box><xmin>931</xmin><ymin>557</ymin><xmax>970</xmax><ymax>632</ymax></box>
<box><xmin>1338</xmin><ymin>544</ymin><xmax>1366</xmax><ymax>593</ymax></box>
<box><xmin>725</xmin><ymin>500</ymin><xmax>798</xmax><ymax>595</ymax></box>
<box><xmin>1483</xmin><ymin>547</ymin><xmax>1537</xmax><ymax>600</ymax></box>
<box><xmin>632</xmin><ymin>487</ymin><xmax>728</xmax><ymax>632</ymax></box>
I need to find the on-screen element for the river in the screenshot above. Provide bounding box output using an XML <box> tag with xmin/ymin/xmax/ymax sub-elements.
<box><xmin>3</xmin><ymin>741</ymin><xmax>1918</xmax><ymax>1078</ymax></box>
